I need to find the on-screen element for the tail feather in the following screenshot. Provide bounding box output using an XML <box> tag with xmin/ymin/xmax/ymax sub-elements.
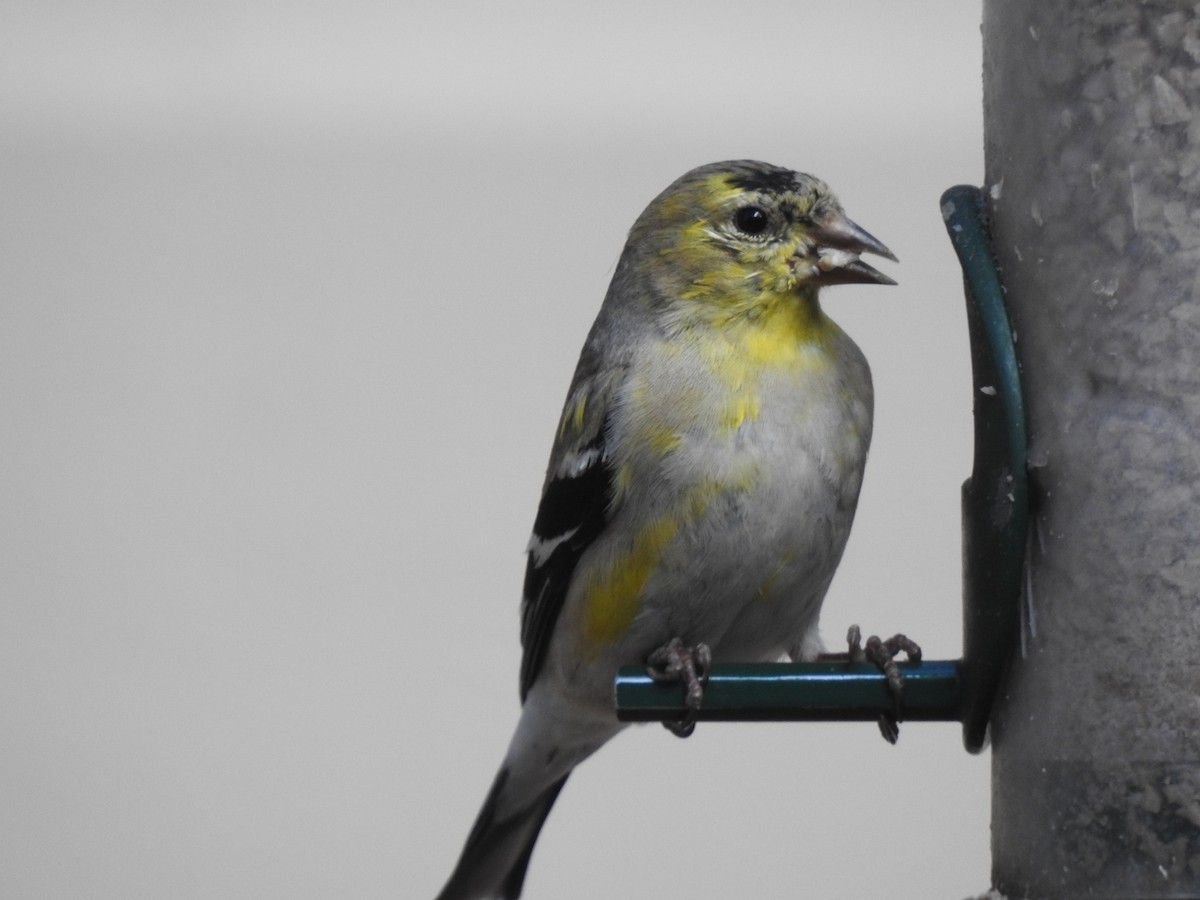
<box><xmin>436</xmin><ymin>767</ymin><xmax>569</xmax><ymax>900</ymax></box>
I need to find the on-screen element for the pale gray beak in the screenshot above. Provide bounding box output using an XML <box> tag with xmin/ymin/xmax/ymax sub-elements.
<box><xmin>809</xmin><ymin>211</ymin><xmax>897</xmax><ymax>286</ymax></box>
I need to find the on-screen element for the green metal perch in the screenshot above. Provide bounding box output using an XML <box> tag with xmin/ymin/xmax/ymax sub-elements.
<box><xmin>616</xmin><ymin>660</ymin><xmax>962</xmax><ymax>723</ymax></box>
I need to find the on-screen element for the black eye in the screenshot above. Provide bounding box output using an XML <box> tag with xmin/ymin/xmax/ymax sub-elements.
<box><xmin>733</xmin><ymin>206</ymin><xmax>769</xmax><ymax>236</ymax></box>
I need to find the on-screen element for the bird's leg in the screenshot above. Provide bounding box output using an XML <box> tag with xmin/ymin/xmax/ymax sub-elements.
<box><xmin>842</xmin><ymin>625</ymin><xmax>923</xmax><ymax>744</ymax></box>
<box><xmin>645</xmin><ymin>637</ymin><xmax>711</xmax><ymax>738</ymax></box>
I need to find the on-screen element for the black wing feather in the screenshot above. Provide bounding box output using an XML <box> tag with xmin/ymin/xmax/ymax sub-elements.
<box><xmin>518</xmin><ymin>431</ymin><xmax>613</xmax><ymax>700</ymax></box>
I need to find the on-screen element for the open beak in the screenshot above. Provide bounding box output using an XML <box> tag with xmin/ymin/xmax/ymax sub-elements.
<box><xmin>808</xmin><ymin>211</ymin><xmax>898</xmax><ymax>286</ymax></box>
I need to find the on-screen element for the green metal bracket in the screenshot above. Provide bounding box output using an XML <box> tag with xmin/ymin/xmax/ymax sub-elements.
<box><xmin>614</xmin><ymin>186</ymin><xmax>1027</xmax><ymax>753</ymax></box>
<box><xmin>944</xmin><ymin>184</ymin><xmax>1028</xmax><ymax>752</ymax></box>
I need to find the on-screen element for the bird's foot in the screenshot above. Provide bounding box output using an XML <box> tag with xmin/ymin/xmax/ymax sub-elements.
<box><xmin>844</xmin><ymin>624</ymin><xmax>923</xmax><ymax>744</ymax></box>
<box><xmin>646</xmin><ymin>637</ymin><xmax>711</xmax><ymax>738</ymax></box>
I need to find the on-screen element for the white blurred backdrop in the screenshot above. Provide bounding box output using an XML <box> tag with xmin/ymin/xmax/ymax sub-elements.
<box><xmin>2</xmin><ymin>2</ymin><xmax>987</xmax><ymax>897</ymax></box>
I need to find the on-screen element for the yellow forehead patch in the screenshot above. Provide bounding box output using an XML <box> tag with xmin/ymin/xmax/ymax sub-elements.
<box><xmin>704</xmin><ymin>174</ymin><xmax>748</xmax><ymax>206</ymax></box>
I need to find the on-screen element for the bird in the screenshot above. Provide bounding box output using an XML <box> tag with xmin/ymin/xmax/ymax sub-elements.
<box><xmin>435</xmin><ymin>159</ymin><xmax>899</xmax><ymax>900</ymax></box>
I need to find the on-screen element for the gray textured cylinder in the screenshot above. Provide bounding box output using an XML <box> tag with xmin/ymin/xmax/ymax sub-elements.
<box><xmin>984</xmin><ymin>2</ymin><xmax>1200</xmax><ymax>897</ymax></box>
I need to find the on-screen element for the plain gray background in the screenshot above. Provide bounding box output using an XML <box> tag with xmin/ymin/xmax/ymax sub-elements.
<box><xmin>3</xmin><ymin>2</ymin><xmax>989</xmax><ymax>897</ymax></box>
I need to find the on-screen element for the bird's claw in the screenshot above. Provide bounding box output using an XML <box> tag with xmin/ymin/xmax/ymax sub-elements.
<box><xmin>646</xmin><ymin>637</ymin><xmax>711</xmax><ymax>739</ymax></box>
<box><xmin>845</xmin><ymin>625</ymin><xmax>922</xmax><ymax>744</ymax></box>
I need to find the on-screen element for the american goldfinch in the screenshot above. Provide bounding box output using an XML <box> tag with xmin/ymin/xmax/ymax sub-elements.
<box><xmin>436</xmin><ymin>160</ymin><xmax>896</xmax><ymax>900</ymax></box>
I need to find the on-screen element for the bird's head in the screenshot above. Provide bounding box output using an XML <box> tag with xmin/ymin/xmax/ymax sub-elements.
<box><xmin>626</xmin><ymin>160</ymin><xmax>896</xmax><ymax>322</ymax></box>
